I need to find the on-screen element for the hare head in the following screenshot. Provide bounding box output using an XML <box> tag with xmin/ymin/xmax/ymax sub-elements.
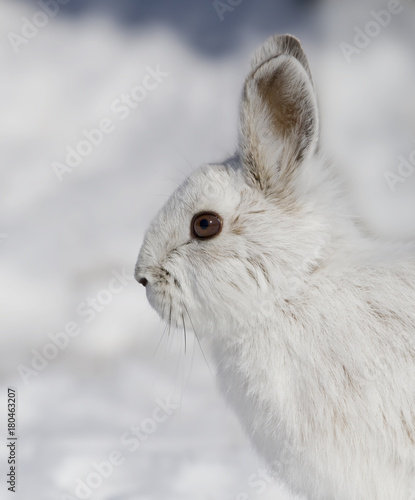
<box><xmin>135</xmin><ymin>35</ymin><xmax>351</xmax><ymax>340</ymax></box>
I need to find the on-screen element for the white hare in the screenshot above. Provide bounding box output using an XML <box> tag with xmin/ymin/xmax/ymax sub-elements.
<box><xmin>135</xmin><ymin>35</ymin><xmax>415</xmax><ymax>500</ymax></box>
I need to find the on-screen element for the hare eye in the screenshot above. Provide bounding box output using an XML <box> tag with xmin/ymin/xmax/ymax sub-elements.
<box><xmin>192</xmin><ymin>213</ymin><xmax>223</xmax><ymax>239</ymax></box>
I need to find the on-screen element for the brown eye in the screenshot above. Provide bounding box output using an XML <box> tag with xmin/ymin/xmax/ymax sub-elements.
<box><xmin>192</xmin><ymin>212</ymin><xmax>223</xmax><ymax>239</ymax></box>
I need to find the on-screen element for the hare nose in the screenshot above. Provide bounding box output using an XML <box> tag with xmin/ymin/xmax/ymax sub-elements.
<box><xmin>138</xmin><ymin>277</ymin><xmax>148</xmax><ymax>288</ymax></box>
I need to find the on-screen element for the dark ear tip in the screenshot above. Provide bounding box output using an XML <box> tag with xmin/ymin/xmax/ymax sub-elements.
<box><xmin>277</xmin><ymin>34</ymin><xmax>302</xmax><ymax>47</ymax></box>
<box><xmin>250</xmin><ymin>33</ymin><xmax>312</xmax><ymax>84</ymax></box>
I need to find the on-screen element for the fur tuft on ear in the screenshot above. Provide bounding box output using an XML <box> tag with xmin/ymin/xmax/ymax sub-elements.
<box><xmin>239</xmin><ymin>35</ymin><xmax>319</xmax><ymax>195</ymax></box>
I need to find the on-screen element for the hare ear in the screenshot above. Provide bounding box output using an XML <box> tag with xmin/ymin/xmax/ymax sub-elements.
<box><xmin>239</xmin><ymin>35</ymin><xmax>319</xmax><ymax>195</ymax></box>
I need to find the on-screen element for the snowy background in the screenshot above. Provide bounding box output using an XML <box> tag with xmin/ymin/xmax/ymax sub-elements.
<box><xmin>0</xmin><ymin>0</ymin><xmax>415</xmax><ymax>499</ymax></box>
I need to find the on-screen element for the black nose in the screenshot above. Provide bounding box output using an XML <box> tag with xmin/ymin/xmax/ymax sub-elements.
<box><xmin>139</xmin><ymin>277</ymin><xmax>148</xmax><ymax>288</ymax></box>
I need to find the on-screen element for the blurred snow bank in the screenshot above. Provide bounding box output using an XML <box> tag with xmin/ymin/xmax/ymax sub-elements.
<box><xmin>319</xmin><ymin>0</ymin><xmax>415</xmax><ymax>237</ymax></box>
<box><xmin>0</xmin><ymin>6</ymin><xmax>247</xmax><ymax>373</ymax></box>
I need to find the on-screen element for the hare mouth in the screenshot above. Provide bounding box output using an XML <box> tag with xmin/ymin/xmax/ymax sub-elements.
<box><xmin>145</xmin><ymin>271</ymin><xmax>184</xmax><ymax>323</ymax></box>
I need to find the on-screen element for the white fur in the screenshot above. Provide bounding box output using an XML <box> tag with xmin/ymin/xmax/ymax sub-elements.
<box><xmin>136</xmin><ymin>35</ymin><xmax>415</xmax><ymax>499</ymax></box>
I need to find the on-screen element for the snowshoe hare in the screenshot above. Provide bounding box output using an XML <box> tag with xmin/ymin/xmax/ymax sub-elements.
<box><xmin>135</xmin><ymin>35</ymin><xmax>415</xmax><ymax>500</ymax></box>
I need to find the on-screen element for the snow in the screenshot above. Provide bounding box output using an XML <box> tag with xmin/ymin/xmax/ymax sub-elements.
<box><xmin>0</xmin><ymin>0</ymin><xmax>414</xmax><ymax>498</ymax></box>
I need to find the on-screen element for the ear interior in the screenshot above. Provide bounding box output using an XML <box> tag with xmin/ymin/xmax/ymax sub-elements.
<box><xmin>240</xmin><ymin>35</ymin><xmax>319</xmax><ymax>194</ymax></box>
